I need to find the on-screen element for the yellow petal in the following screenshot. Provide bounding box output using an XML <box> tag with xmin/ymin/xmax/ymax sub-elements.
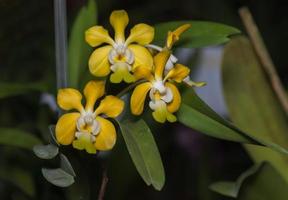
<box><xmin>151</xmin><ymin>101</ymin><xmax>177</xmax><ymax>123</ymax></box>
<box><xmin>57</xmin><ymin>88</ymin><xmax>83</xmax><ymax>111</ymax></box>
<box><xmin>110</xmin><ymin>63</ymin><xmax>135</xmax><ymax>83</ymax></box>
<box><xmin>133</xmin><ymin>66</ymin><xmax>154</xmax><ymax>81</ymax></box>
<box><xmin>85</xmin><ymin>26</ymin><xmax>114</xmax><ymax>47</ymax></box>
<box><xmin>84</xmin><ymin>81</ymin><xmax>105</xmax><ymax>111</ymax></box>
<box><xmin>72</xmin><ymin>133</ymin><xmax>97</xmax><ymax>154</ymax></box>
<box><xmin>125</xmin><ymin>23</ymin><xmax>154</xmax><ymax>45</ymax></box>
<box><xmin>94</xmin><ymin>117</ymin><xmax>117</xmax><ymax>150</ymax></box>
<box><xmin>89</xmin><ymin>45</ymin><xmax>112</xmax><ymax>77</ymax></box>
<box><xmin>166</xmin><ymin>82</ymin><xmax>181</xmax><ymax>113</ymax></box>
<box><xmin>129</xmin><ymin>44</ymin><xmax>153</xmax><ymax>70</ymax></box>
<box><xmin>154</xmin><ymin>50</ymin><xmax>171</xmax><ymax>80</ymax></box>
<box><xmin>56</xmin><ymin>113</ymin><xmax>80</xmax><ymax>145</ymax></box>
<box><xmin>95</xmin><ymin>95</ymin><xmax>124</xmax><ymax>118</ymax></box>
<box><xmin>110</xmin><ymin>10</ymin><xmax>129</xmax><ymax>43</ymax></box>
<box><xmin>164</xmin><ymin>63</ymin><xmax>190</xmax><ymax>83</ymax></box>
<box><xmin>130</xmin><ymin>82</ymin><xmax>152</xmax><ymax>115</ymax></box>
<box><xmin>166</xmin><ymin>24</ymin><xmax>191</xmax><ymax>49</ymax></box>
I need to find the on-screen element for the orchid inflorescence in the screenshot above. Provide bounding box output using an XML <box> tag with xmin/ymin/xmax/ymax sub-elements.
<box><xmin>55</xmin><ymin>10</ymin><xmax>205</xmax><ymax>154</ymax></box>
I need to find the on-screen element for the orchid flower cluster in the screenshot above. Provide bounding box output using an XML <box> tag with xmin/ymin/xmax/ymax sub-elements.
<box><xmin>55</xmin><ymin>10</ymin><xmax>205</xmax><ymax>154</ymax></box>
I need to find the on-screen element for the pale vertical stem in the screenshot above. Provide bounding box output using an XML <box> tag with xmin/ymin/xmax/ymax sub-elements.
<box><xmin>239</xmin><ymin>7</ymin><xmax>288</xmax><ymax>114</ymax></box>
<box><xmin>54</xmin><ymin>0</ymin><xmax>68</xmax><ymax>89</ymax></box>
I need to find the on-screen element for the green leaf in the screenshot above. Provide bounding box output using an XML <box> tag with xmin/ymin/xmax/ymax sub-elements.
<box><xmin>210</xmin><ymin>163</ymin><xmax>288</xmax><ymax>199</ymax></box>
<box><xmin>33</xmin><ymin>144</ymin><xmax>59</xmax><ymax>159</ymax></box>
<box><xmin>0</xmin><ymin>82</ymin><xmax>47</xmax><ymax>99</ymax></box>
<box><xmin>0</xmin><ymin>166</ymin><xmax>36</xmax><ymax>197</ymax></box>
<box><xmin>177</xmin><ymin>90</ymin><xmax>288</xmax><ymax>155</ymax></box>
<box><xmin>210</xmin><ymin>163</ymin><xmax>262</xmax><ymax>197</ymax></box>
<box><xmin>60</xmin><ymin>153</ymin><xmax>76</xmax><ymax>177</ymax></box>
<box><xmin>42</xmin><ymin>168</ymin><xmax>75</xmax><ymax>187</ymax></box>
<box><xmin>48</xmin><ymin>125</ymin><xmax>59</xmax><ymax>146</ymax></box>
<box><xmin>68</xmin><ymin>0</ymin><xmax>97</xmax><ymax>88</ymax></box>
<box><xmin>153</xmin><ymin>21</ymin><xmax>240</xmax><ymax>48</ymax></box>
<box><xmin>0</xmin><ymin>128</ymin><xmax>42</xmax><ymax>150</ymax></box>
<box><xmin>119</xmin><ymin>119</ymin><xmax>165</xmax><ymax>190</ymax></box>
<box><xmin>222</xmin><ymin>36</ymin><xmax>288</xmax><ymax>182</ymax></box>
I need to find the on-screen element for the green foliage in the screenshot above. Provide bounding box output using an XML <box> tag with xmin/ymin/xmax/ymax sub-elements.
<box><xmin>119</xmin><ymin>119</ymin><xmax>165</xmax><ymax>190</ymax></box>
<box><xmin>154</xmin><ymin>21</ymin><xmax>240</xmax><ymax>48</ymax></box>
<box><xmin>60</xmin><ymin>154</ymin><xmax>76</xmax><ymax>177</ymax></box>
<box><xmin>33</xmin><ymin>144</ymin><xmax>59</xmax><ymax>159</ymax></box>
<box><xmin>210</xmin><ymin>163</ymin><xmax>288</xmax><ymax>199</ymax></box>
<box><xmin>0</xmin><ymin>82</ymin><xmax>47</xmax><ymax>99</ymax></box>
<box><xmin>210</xmin><ymin>163</ymin><xmax>262</xmax><ymax>198</ymax></box>
<box><xmin>68</xmin><ymin>0</ymin><xmax>97</xmax><ymax>88</ymax></box>
<box><xmin>0</xmin><ymin>128</ymin><xmax>42</xmax><ymax>150</ymax></box>
<box><xmin>42</xmin><ymin>168</ymin><xmax>75</xmax><ymax>187</ymax></box>
<box><xmin>0</xmin><ymin>166</ymin><xmax>36</xmax><ymax>197</ymax></box>
<box><xmin>222</xmin><ymin>36</ymin><xmax>288</xmax><ymax>182</ymax></box>
<box><xmin>177</xmin><ymin>89</ymin><xmax>288</xmax><ymax>155</ymax></box>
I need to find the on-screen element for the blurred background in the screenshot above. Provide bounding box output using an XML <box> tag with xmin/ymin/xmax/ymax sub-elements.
<box><xmin>0</xmin><ymin>0</ymin><xmax>287</xmax><ymax>199</ymax></box>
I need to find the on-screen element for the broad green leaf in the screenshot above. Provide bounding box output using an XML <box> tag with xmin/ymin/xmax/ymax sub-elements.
<box><xmin>210</xmin><ymin>163</ymin><xmax>288</xmax><ymax>199</ymax></box>
<box><xmin>0</xmin><ymin>82</ymin><xmax>47</xmax><ymax>99</ymax></box>
<box><xmin>68</xmin><ymin>0</ymin><xmax>97</xmax><ymax>88</ymax></box>
<box><xmin>177</xmin><ymin>91</ymin><xmax>288</xmax><ymax>155</ymax></box>
<box><xmin>153</xmin><ymin>21</ymin><xmax>240</xmax><ymax>48</ymax></box>
<box><xmin>119</xmin><ymin>119</ymin><xmax>165</xmax><ymax>190</ymax></box>
<box><xmin>0</xmin><ymin>128</ymin><xmax>42</xmax><ymax>150</ymax></box>
<box><xmin>0</xmin><ymin>166</ymin><xmax>35</xmax><ymax>197</ymax></box>
<box><xmin>33</xmin><ymin>144</ymin><xmax>59</xmax><ymax>159</ymax></box>
<box><xmin>210</xmin><ymin>163</ymin><xmax>262</xmax><ymax>197</ymax></box>
<box><xmin>222</xmin><ymin>36</ymin><xmax>288</xmax><ymax>182</ymax></box>
<box><xmin>42</xmin><ymin>168</ymin><xmax>74</xmax><ymax>187</ymax></box>
<box><xmin>60</xmin><ymin>153</ymin><xmax>76</xmax><ymax>177</ymax></box>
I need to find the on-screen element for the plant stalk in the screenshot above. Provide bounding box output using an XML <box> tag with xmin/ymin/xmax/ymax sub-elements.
<box><xmin>239</xmin><ymin>7</ymin><xmax>288</xmax><ymax>114</ymax></box>
<box><xmin>54</xmin><ymin>0</ymin><xmax>68</xmax><ymax>89</ymax></box>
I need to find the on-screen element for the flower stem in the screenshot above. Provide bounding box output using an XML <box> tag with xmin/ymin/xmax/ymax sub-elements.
<box><xmin>116</xmin><ymin>79</ymin><xmax>147</xmax><ymax>98</ymax></box>
<box><xmin>239</xmin><ymin>7</ymin><xmax>288</xmax><ymax>114</ymax></box>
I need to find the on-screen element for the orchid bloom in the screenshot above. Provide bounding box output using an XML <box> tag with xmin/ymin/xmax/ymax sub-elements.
<box><xmin>147</xmin><ymin>24</ymin><xmax>205</xmax><ymax>87</ymax></box>
<box><xmin>55</xmin><ymin>81</ymin><xmax>124</xmax><ymax>154</ymax></box>
<box><xmin>130</xmin><ymin>50</ymin><xmax>190</xmax><ymax>123</ymax></box>
<box><xmin>85</xmin><ymin>10</ymin><xmax>154</xmax><ymax>83</ymax></box>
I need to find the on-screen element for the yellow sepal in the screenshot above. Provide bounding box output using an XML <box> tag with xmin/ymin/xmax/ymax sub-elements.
<box><xmin>85</xmin><ymin>26</ymin><xmax>114</xmax><ymax>47</ymax></box>
<box><xmin>130</xmin><ymin>82</ymin><xmax>152</xmax><ymax>115</ymax></box>
<box><xmin>154</xmin><ymin>50</ymin><xmax>171</xmax><ymax>80</ymax></box>
<box><xmin>95</xmin><ymin>95</ymin><xmax>124</xmax><ymax>118</ymax></box>
<box><xmin>89</xmin><ymin>45</ymin><xmax>112</xmax><ymax>77</ymax></box>
<box><xmin>125</xmin><ymin>23</ymin><xmax>154</xmax><ymax>45</ymax></box>
<box><xmin>166</xmin><ymin>82</ymin><xmax>181</xmax><ymax>113</ymax></box>
<box><xmin>84</xmin><ymin>81</ymin><xmax>105</xmax><ymax>111</ymax></box>
<box><xmin>133</xmin><ymin>66</ymin><xmax>154</xmax><ymax>81</ymax></box>
<box><xmin>110</xmin><ymin>10</ymin><xmax>129</xmax><ymax>43</ymax></box>
<box><xmin>57</xmin><ymin>88</ymin><xmax>83</xmax><ymax>111</ymax></box>
<box><xmin>94</xmin><ymin>117</ymin><xmax>117</xmax><ymax>150</ymax></box>
<box><xmin>55</xmin><ymin>113</ymin><xmax>80</xmax><ymax>145</ymax></box>
<box><xmin>129</xmin><ymin>44</ymin><xmax>153</xmax><ymax>70</ymax></box>
<box><xmin>166</xmin><ymin>24</ymin><xmax>191</xmax><ymax>49</ymax></box>
<box><xmin>164</xmin><ymin>63</ymin><xmax>190</xmax><ymax>83</ymax></box>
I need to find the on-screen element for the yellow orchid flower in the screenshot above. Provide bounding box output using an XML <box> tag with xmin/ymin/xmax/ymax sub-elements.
<box><xmin>147</xmin><ymin>24</ymin><xmax>206</xmax><ymax>87</ymax></box>
<box><xmin>55</xmin><ymin>81</ymin><xmax>124</xmax><ymax>154</ymax></box>
<box><xmin>130</xmin><ymin>50</ymin><xmax>190</xmax><ymax>123</ymax></box>
<box><xmin>85</xmin><ymin>10</ymin><xmax>154</xmax><ymax>83</ymax></box>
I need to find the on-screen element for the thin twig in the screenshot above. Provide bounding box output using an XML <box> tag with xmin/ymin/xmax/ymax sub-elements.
<box><xmin>116</xmin><ymin>79</ymin><xmax>147</xmax><ymax>98</ymax></box>
<box><xmin>97</xmin><ymin>169</ymin><xmax>109</xmax><ymax>200</ymax></box>
<box><xmin>239</xmin><ymin>7</ymin><xmax>288</xmax><ymax>114</ymax></box>
<box><xmin>54</xmin><ymin>0</ymin><xmax>68</xmax><ymax>89</ymax></box>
